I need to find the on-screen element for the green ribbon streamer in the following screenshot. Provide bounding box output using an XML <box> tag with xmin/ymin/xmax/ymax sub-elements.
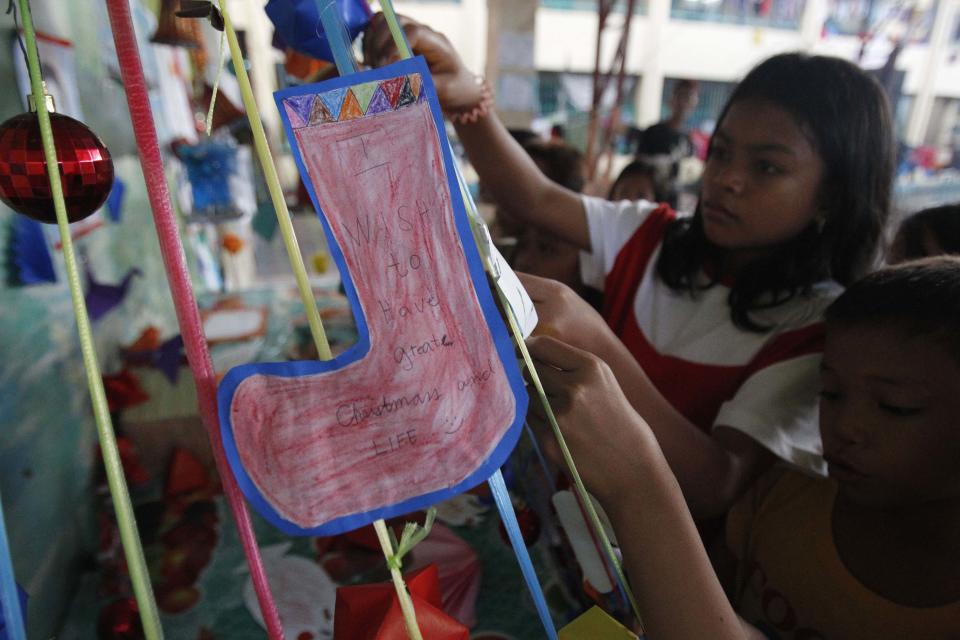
<box><xmin>377</xmin><ymin>0</ymin><xmax>644</xmax><ymax>628</ymax></box>
<box><xmin>16</xmin><ymin>0</ymin><xmax>163</xmax><ymax>637</ymax></box>
<box><xmin>205</xmin><ymin>29</ymin><xmax>226</xmax><ymax>136</ymax></box>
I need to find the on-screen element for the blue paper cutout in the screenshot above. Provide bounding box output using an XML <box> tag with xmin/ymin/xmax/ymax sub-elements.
<box><xmin>105</xmin><ymin>176</ymin><xmax>125</xmax><ymax>223</ymax></box>
<box><xmin>265</xmin><ymin>0</ymin><xmax>371</xmax><ymax>63</ymax></box>
<box><xmin>10</xmin><ymin>217</ymin><xmax>55</xmax><ymax>285</ymax></box>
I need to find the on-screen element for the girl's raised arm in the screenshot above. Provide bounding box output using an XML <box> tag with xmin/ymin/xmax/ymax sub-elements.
<box><xmin>364</xmin><ymin>13</ymin><xmax>589</xmax><ymax>249</ymax></box>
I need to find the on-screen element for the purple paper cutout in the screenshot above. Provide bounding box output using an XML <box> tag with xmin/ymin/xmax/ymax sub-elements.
<box><xmin>155</xmin><ymin>335</ymin><xmax>185</xmax><ymax>384</ymax></box>
<box><xmin>85</xmin><ymin>266</ymin><xmax>142</xmax><ymax>322</ymax></box>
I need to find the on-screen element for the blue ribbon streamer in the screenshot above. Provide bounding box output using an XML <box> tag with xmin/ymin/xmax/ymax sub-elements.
<box><xmin>0</xmin><ymin>492</ymin><xmax>25</xmax><ymax>640</ymax></box>
<box><xmin>314</xmin><ymin>0</ymin><xmax>358</xmax><ymax>74</ymax></box>
<box><xmin>489</xmin><ymin>469</ymin><xmax>558</xmax><ymax>639</ymax></box>
<box><xmin>310</xmin><ymin>7</ymin><xmax>556</xmax><ymax>637</ymax></box>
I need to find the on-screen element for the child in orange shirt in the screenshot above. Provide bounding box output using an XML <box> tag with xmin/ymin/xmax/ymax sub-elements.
<box><xmin>528</xmin><ymin>257</ymin><xmax>960</xmax><ymax>638</ymax></box>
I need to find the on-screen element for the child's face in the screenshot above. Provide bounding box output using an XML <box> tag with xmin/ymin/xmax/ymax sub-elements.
<box><xmin>819</xmin><ymin>323</ymin><xmax>960</xmax><ymax>508</ymax></box>
<box><xmin>699</xmin><ymin>98</ymin><xmax>825</xmax><ymax>253</ymax></box>
<box><xmin>610</xmin><ymin>171</ymin><xmax>657</xmax><ymax>203</ymax></box>
<box><xmin>512</xmin><ymin>227</ymin><xmax>581</xmax><ymax>290</ymax></box>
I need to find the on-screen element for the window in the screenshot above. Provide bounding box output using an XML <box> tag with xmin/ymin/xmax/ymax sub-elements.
<box><xmin>538</xmin><ymin>71</ymin><xmax>639</xmax><ymax>120</ymax></box>
<box><xmin>824</xmin><ymin>0</ymin><xmax>939</xmax><ymax>42</ymax></box>
<box><xmin>670</xmin><ymin>0</ymin><xmax>806</xmax><ymax>29</ymax></box>
<box><xmin>660</xmin><ymin>77</ymin><xmax>734</xmax><ymax>131</ymax></box>
<box><xmin>541</xmin><ymin>0</ymin><xmax>647</xmax><ymax>15</ymax></box>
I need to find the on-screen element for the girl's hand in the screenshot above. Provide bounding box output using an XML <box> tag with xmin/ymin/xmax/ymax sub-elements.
<box><xmin>526</xmin><ymin>335</ymin><xmax>660</xmax><ymax>505</ymax></box>
<box><xmin>363</xmin><ymin>13</ymin><xmax>484</xmax><ymax>112</ymax></box>
<box><xmin>529</xmin><ymin>336</ymin><xmax>753</xmax><ymax>640</ymax></box>
<box><xmin>520</xmin><ymin>272</ymin><xmax>613</xmax><ymax>355</ymax></box>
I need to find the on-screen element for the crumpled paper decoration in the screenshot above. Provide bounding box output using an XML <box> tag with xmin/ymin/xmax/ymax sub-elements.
<box><xmin>333</xmin><ymin>565</ymin><xmax>469</xmax><ymax>640</ymax></box>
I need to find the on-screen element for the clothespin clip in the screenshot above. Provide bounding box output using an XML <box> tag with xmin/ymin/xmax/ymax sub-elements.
<box><xmin>176</xmin><ymin>0</ymin><xmax>225</xmax><ymax>31</ymax></box>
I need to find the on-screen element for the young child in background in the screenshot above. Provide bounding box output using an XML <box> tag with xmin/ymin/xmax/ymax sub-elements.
<box><xmin>527</xmin><ymin>257</ymin><xmax>960</xmax><ymax>639</ymax></box>
<box><xmin>632</xmin><ymin>79</ymin><xmax>700</xmax><ymax>208</ymax></box>
<box><xmin>508</xmin><ymin>140</ymin><xmax>589</xmax><ymax>294</ymax></box>
<box><xmin>889</xmin><ymin>203</ymin><xmax>960</xmax><ymax>263</ymax></box>
<box><xmin>365</xmin><ymin>17</ymin><xmax>895</xmax><ymax>518</ymax></box>
<box><xmin>607</xmin><ymin>159</ymin><xmax>661</xmax><ymax>203</ymax></box>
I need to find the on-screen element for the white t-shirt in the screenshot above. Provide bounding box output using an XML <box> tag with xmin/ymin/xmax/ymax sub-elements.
<box><xmin>581</xmin><ymin>196</ymin><xmax>839</xmax><ymax>474</ymax></box>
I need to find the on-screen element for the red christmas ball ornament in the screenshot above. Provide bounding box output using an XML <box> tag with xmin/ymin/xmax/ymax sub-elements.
<box><xmin>0</xmin><ymin>110</ymin><xmax>114</xmax><ymax>224</ymax></box>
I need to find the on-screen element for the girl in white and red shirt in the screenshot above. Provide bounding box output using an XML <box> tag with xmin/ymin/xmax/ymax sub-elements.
<box><xmin>365</xmin><ymin>22</ymin><xmax>894</xmax><ymax>518</ymax></box>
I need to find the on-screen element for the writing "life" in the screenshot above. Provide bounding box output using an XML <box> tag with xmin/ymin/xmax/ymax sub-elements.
<box><xmin>372</xmin><ymin>428</ymin><xmax>418</xmax><ymax>458</ymax></box>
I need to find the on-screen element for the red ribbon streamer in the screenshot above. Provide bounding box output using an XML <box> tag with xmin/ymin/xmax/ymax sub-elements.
<box><xmin>102</xmin><ymin>1</ymin><xmax>284</xmax><ymax>637</ymax></box>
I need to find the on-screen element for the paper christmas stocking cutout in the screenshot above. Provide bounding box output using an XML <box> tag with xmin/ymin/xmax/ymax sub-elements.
<box><xmin>218</xmin><ymin>57</ymin><xmax>528</xmax><ymax>535</ymax></box>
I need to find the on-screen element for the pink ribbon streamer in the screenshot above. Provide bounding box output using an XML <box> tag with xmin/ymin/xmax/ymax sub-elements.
<box><xmin>102</xmin><ymin>2</ymin><xmax>283</xmax><ymax>637</ymax></box>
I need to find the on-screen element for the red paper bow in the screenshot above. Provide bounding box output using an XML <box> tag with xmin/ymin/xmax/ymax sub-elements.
<box><xmin>334</xmin><ymin>565</ymin><xmax>469</xmax><ymax>639</ymax></box>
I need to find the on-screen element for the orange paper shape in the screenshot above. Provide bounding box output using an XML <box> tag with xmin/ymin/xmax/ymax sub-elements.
<box><xmin>165</xmin><ymin>448</ymin><xmax>210</xmax><ymax>497</ymax></box>
<box><xmin>333</xmin><ymin>565</ymin><xmax>469</xmax><ymax>640</ymax></box>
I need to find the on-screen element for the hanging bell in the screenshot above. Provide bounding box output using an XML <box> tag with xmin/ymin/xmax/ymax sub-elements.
<box><xmin>152</xmin><ymin>0</ymin><xmax>205</xmax><ymax>48</ymax></box>
<box><xmin>0</xmin><ymin>89</ymin><xmax>114</xmax><ymax>224</ymax></box>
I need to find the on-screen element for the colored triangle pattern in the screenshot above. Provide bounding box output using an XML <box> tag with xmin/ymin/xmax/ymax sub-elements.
<box><xmin>308</xmin><ymin>97</ymin><xmax>333</xmax><ymax>124</ymax></box>
<box><xmin>320</xmin><ymin>87</ymin><xmax>348</xmax><ymax>121</ymax></box>
<box><xmin>284</xmin><ymin>103</ymin><xmax>306</xmax><ymax>129</ymax></box>
<box><xmin>379</xmin><ymin>77</ymin><xmax>405</xmax><ymax>108</ymax></box>
<box><xmin>339</xmin><ymin>89</ymin><xmax>364</xmax><ymax>121</ymax></box>
<box><xmin>352</xmin><ymin>81</ymin><xmax>379</xmax><ymax>113</ymax></box>
<box><xmin>366</xmin><ymin>86</ymin><xmax>393</xmax><ymax>115</ymax></box>
<box><xmin>409</xmin><ymin>73</ymin><xmax>423</xmax><ymax>99</ymax></box>
<box><xmin>397</xmin><ymin>77</ymin><xmax>416</xmax><ymax>107</ymax></box>
<box><xmin>283</xmin><ymin>95</ymin><xmax>314</xmax><ymax>128</ymax></box>
<box><xmin>287</xmin><ymin>75</ymin><xmax>428</xmax><ymax>128</ymax></box>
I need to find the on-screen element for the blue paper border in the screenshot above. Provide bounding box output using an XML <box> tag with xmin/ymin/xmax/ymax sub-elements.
<box><xmin>217</xmin><ymin>57</ymin><xmax>528</xmax><ymax>536</ymax></box>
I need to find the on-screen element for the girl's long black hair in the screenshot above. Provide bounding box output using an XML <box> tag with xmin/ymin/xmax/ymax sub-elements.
<box><xmin>656</xmin><ymin>53</ymin><xmax>895</xmax><ymax>332</ymax></box>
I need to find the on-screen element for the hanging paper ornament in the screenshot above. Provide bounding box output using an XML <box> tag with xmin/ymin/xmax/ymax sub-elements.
<box><xmin>0</xmin><ymin>111</ymin><xmax>114</xmax><ymax>224</ymax></box>
<box><xmin>176</xmin><ymin>139</ymin><xmax>254</xmax><ymax>223</ymax></box>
